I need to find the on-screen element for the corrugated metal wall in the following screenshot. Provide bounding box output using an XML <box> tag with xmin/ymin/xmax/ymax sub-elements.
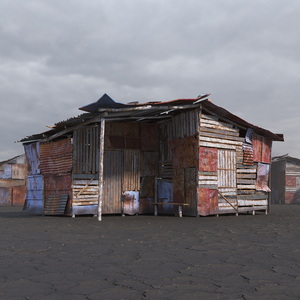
<box><xmin>103</xmin><ymin>150</ymin><xmax>123</xmax><ymax>214</ymax></box>
<box><xmin>24</xmin><ymin>142</ymin><xmax>44</xmax><ymax>213</ymax></box>
<box><xmin>40</xmin><ymin>138</ymin><xmax>73</xmax><ymax>215</ymax></box>
<box><xmin>198</xmin><ymin>113</ymin><xmax>271</xmax><ymax>215</ymax></box>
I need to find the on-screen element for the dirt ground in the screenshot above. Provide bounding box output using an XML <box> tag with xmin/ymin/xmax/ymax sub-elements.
<box><xmin>0</xmin><ymin>205</ymin><xmax>299</xmax><ymax>300</ymax></box>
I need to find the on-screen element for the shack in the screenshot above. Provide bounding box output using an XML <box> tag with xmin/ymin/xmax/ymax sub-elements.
<box><xmin>0</xmin><ymin>154</ymin><xmax>27</xmax><ymax>206</ymax></box>
<box><xmin>20</xmin><ymin>94</ymin><xmax>284</xmax><ymax>219</ymax></box>
<box><xmin>271</xmin><ymin>155</ymin><xmax>300</xmax><ymax>204</ymax></box>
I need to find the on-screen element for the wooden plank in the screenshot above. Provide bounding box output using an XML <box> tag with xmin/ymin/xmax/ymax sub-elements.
<box><xmin>199</xmin><ymin>141</ymin><xmax>236</xmax><ymax>150</ymax></box>
<box><xmin>238</xmin><ymin>199</ymin><xmax>268</xmax><ymax>206</ymax></box>
<box><xmin>97</xmin><ymin>119</ymin><xmax>105</xmax><ymax>221</ymax></box>
<box><xmin>200</xmin><ymin>131</ymin><xmax>244</xmax><ymax>142</ymax></box>
<box><xmin>200</xmin><ymin>126</ymin><xmax>240</xmax><ymax>137</ymax></box>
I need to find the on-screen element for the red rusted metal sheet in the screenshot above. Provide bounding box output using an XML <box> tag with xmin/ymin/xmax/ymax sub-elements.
<box><xmin>44</xmin><ymin>174</ymin><xmax>72</xmax><ymax>215</ymax></box>
<box><xmin>169</xmin><ymin>136</ymin><xmax>197</xmax><ymax>169</ymax></box>
<box><xmin>199</xmin><ymin>147</ymin><xmax>218</xmax><ymax>172</ymax></box>
<box><xmin>12</xmin><ymin>185</ymin><xmax>26</xmax><ymax>206</ymax></box>
<box><xmin>197</xmin><ymin>188</ymin><xmax>218</xmax><ymax>216</ymax></box>
<box><xmin>253</xmin><ymin>134</ymin><xmax>272</xmax><ymax>163</ymax></box>
<box><xmin>141</xmin><ymin>123</ymin><xmax>158</xmax><ymax>151</ymax></box>
<box><xmin>122</xmin><ymin>191</ymin><xmax>139</xmax><ymax>215</ymax></box>
<box><xmin>103</xmin><ymin>150</ymin><xmax>123</xmax><ymax>214</ymax></box>
<box><xmin>286</xmin><ymin>175</ymin><xmax>296</xmax><ymax>187</ymax></box>
<box><xmin>40</xmin><ymin>138</ymin><xmax>72</xmax><ymax>175</ymax></box>
<box><xmin>285</xmin><ymin>192</ymin><xmax>294</xmax><ymax>204</ymax></box>
<box><xmin>243</xmin><ymin>143</ymin><xmax>254</xmax><ymax>165</ymax></box>
<box><xmin>262</xmin><ymin>137</ymin><xmax>272</xmax><ymax>163</ymax></box>
<box><xmin>253</xmin><ymin>134</ymin><xmax>262</xmax><ymax>162</ymax></box>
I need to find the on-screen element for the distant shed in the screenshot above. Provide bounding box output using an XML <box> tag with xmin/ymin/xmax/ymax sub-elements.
<box><xmin>0</xmin><ymin>154</ymin><xmax>27</xmax><ymax>206</ymax></box>
<box><xmin>271</xmin><ymin>155</ymin><xmax>300</xmax><ymax>204</ymax></box>
<box><xmin>20</xmin><ymin>94</ymin><xmax>284</xmax><ymax>219</ymax></box>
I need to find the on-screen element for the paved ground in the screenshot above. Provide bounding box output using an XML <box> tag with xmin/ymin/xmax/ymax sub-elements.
<box><xmin>0</xmin><ymin>205</ymin><xmax>299</xmax><ymax>299</ymax></box>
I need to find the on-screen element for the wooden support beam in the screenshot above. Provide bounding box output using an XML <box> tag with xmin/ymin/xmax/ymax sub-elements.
<box><xmin>98</xmin><ymin>119</ymin><xmax>105</xmax><ymax>221</ymax></box>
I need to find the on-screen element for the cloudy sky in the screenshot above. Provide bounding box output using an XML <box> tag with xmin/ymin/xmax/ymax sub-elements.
<box><xmin>1</xmin><ymin>0</ymin><xmax>299</xmax><ymax>161</ymax></box>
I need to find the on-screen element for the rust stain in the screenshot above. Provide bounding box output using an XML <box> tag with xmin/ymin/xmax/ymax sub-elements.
<box><xmin>286</xmin><ymin>175</ymin><xmax>296</xmax><ymax>187</ymax></box>
<box><xmin>198</xmin><ymin>188</ymin><xmax>218</xmax><ymax>216</ymax></box>
<box><xmin>169</xmin><ymin>136</ymin><xmax>197</xmax><ymax>169</ymax></box>
<box><xmin>199</xmin><ymin>147</ymin><xmax>218</xmax><ymax>172</ymax></box>
<box><xmin>123</xmin><ymin>191</ymin><xmax>139</xmax><ymax>215</ymax></box>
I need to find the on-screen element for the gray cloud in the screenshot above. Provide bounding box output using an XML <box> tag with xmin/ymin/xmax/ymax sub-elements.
<box><xmin>1</xmin><ymin>0</ymin><xmax>299</xmax><ymax>160</ymax></box>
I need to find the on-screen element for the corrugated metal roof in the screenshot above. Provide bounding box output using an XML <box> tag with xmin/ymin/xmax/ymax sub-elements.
<box><xmin>20</xmin><ymin>94</ymin><xmax>284</xmax><ymax>143</ymax></box>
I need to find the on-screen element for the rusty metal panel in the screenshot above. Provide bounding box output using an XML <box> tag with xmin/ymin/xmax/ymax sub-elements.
<box><xmin>141</xmin><ymin>123</ymin><xmax>159</xmax><ymax>151</ymax></box>
<box><xmin>140</xmin><ymin>176</ymin><xmax>155</xmax><ymax>198</ymax></box>
<box><xmin>262</xmin><ymin>137</ymin><xmax>272</xmax><ymax>163</ymax></box>
<box><xmin>103</xmin><ymin>150</ymin><xmax>123</xmax><ymax>214</ymax></box>
<box><xmin>0</xmin><ymin>187</ymin><xmax>12</xmax><ymax>205</ymax></box>
<box><xmin>198</xmin><ymin>187</ymin><xmax>218</xmax><ymax>216</ymax></box>
<box><xmin>40</xmin><ymin>138</ymin><xmax>72</xmax><ymax>175</ymax></box>
<box><xmin>24</xmin><ymin>142</ymin><xmax>40</xmax><ymax>175</ymax></box>
<box><xmin>286</xmin><ymin>175</ymin><xmax>296</xmax><ymax>187</ymax></box>
<box><xmin>243</xmin><ymin>143</ymin><xmax>254</xmax><ymax>165</ymax></box>
<box><xmin>169</xmin><ymin>136</ymin><xmax>198</xmax><ymax>169</ymax></box>
<box><xmin>122</xmin><ymin>191</ymin><xmax>139</xmax><ymax>215</ymax></box>
<box><xmin>199</xmin><ymin>147</ymin><xmax>218</xmax><ymax>172</ymax></box>
<box><xmin>12</xmin><ymin>185</ymin><xmax>26</xmax><ymax>206</ymax></box>
<box><xmin>253</xmin><ymin>134</ymin><xmax>272</xmax><ymax>163</ymax></box>
<box><xmin>123</xmin><ymin>149</ymin><xmax>141</xmax><ymax>191</ymax></box>
<box><xmin>44</xmin><ymin>174</ymin><xmax>72</xmax><ymax>215</ymax></box>
<box><xmin>252</xmin><ymin>134</ymin><xmax>262</xmax><ymax>162</ymax></box>
<box><xmin>138</xmin><ymin>197</ymin><xmax>154</xmax><ymax>214</ymax></box>
<box><xmin>124</xmin><ymin>137</ymin><xmax>140</xmax><ymax>149</ymax></box>
<box><xmin>141</xmin><ymin>151</ymin><xmax>158</xmax><ymax>176</ymax></box>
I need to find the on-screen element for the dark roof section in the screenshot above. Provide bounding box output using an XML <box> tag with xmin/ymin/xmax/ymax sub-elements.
<box><xmin>272</xmin><ymin>155</ymin><xmax>300</xmax><ymax>165</ymax></box>
<box><xmin>79</xmin><ymin>94</ymin><xmax>128</xmax><ymax>112</ymax></box>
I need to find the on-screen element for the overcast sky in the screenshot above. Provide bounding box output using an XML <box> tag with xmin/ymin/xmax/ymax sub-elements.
<box><xmin>1</xmin><ymin>0</ymin><xmax>299</xmax><ymax>161</ymax></box>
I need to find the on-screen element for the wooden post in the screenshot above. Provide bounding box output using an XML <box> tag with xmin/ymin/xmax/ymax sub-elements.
<box><xmin>154</xmin><ymin>176</ymin><xmax>158</xmax><ymax>216</ymax></box>
<box><xmin>98</xmin><ymin>119</ymin><xmax>105</xmax><ymax>221</ymax></box>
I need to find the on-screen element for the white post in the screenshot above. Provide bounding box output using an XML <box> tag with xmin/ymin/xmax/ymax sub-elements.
<box><xmin>98</xmin><ymin>119</ymin><xmax>105</xmax><ymax>221</ymax></box>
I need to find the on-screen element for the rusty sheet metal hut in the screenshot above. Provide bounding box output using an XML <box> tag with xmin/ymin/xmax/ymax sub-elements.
<box><xmin>0</xmin><ymin>154</ymin><xmax>27</xmax><ymax>206</ymax></box>
<box><xmin>271</xmin><ymin>155</ymin><xmax>300</xmax><ymax>204</ymax></box>
<box><xmin>20</xmin><ymin>94</ymin><xmax>284</xmax><ymax>219</ymax></box>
